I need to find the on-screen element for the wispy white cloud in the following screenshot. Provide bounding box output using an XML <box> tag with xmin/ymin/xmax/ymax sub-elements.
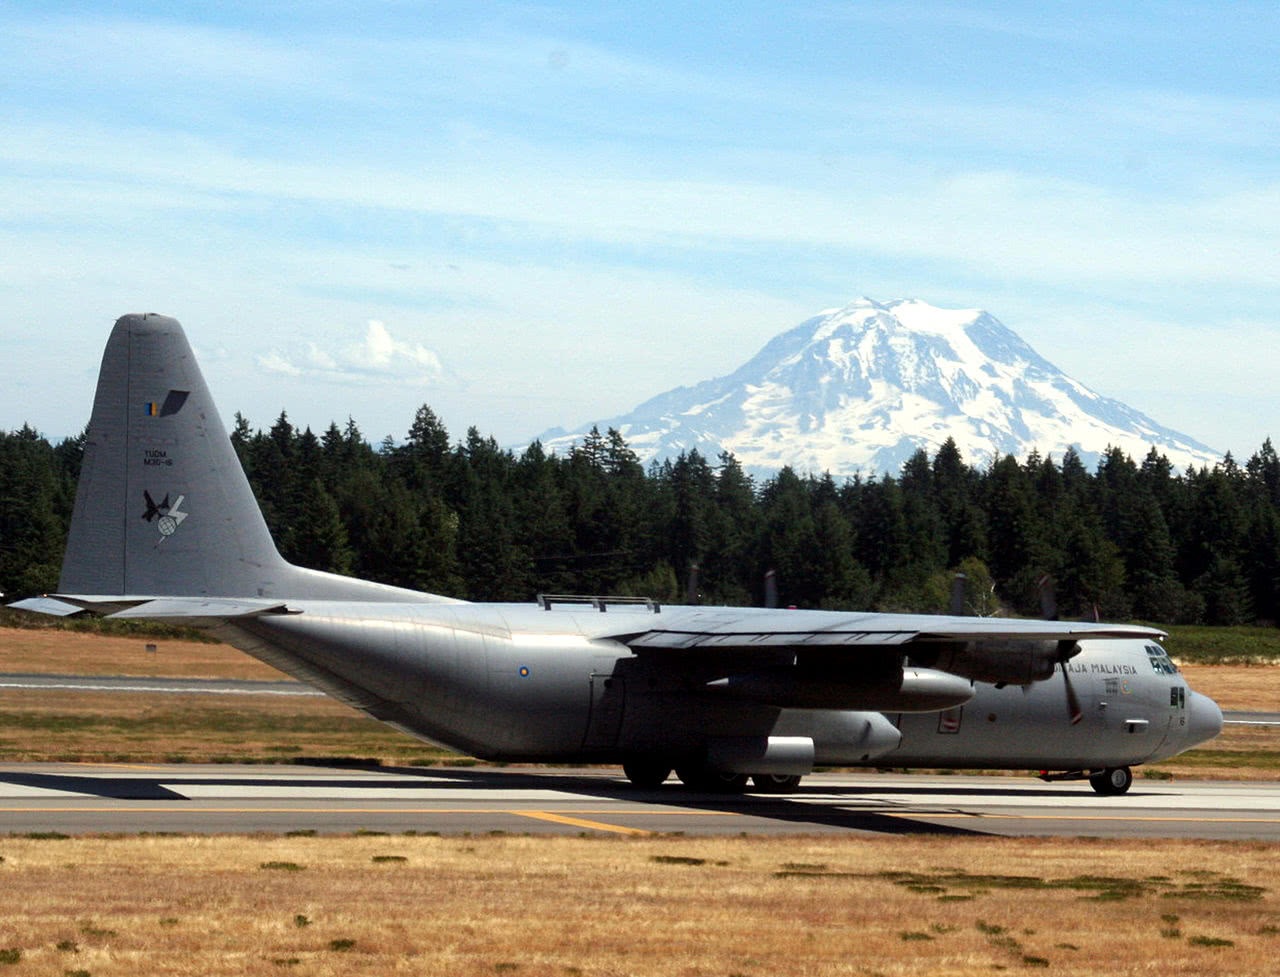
<box><xmin>6</xmin><ymin>117</ymin><xmax>1278</xmax><ymax>295</ymax></box>
<box><xmin>255</xmin><ymin>350</ymin><xmax>303</xmax><ymax>377</ymax></box>
<box><xmin>2</xmin><ymin>15</ymin><xmax>330</xmax><ymax>96</ymax></box>
<box><xmin>258</xmin><ymin>320</ymin><xmax>451</xmax><ymax>386</ymax></box>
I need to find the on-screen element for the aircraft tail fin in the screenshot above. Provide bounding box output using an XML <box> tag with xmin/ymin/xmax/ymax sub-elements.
<box><xmin>59</xmin><ymin>314</ymin><xmax>295</xmax><ymax>598</ymax></box>
<box><xmin>58</xmin><ymin>314</ymin><xmax>450</xmax><ymax>604</ymax></box>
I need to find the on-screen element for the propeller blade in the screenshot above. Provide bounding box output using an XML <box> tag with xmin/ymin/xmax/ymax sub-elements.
<box><xmin>1058</xmin><ymin>640</ymin><xmax>1082</xmax><ymax>725</ymax></box>
<box><xmin>1037</xmin><ymin>574</ymin><xmax>1057</xmax><ymax>621</ymax></box>
<box><xmin>1063</xmin><ymin>666</ymin><xmax>1083</xmax><ymax>725</ymax></box>
<box><xmin>949</xmin><ymin>572</ymin><xmax>968</xmax><ymax>615</ymax></box>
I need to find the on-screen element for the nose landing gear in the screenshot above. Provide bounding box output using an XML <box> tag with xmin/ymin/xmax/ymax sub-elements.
<box><xmin>1039</xmin><ymin>765</ymin><xmax>1135</xmax><ymax>794</ymax></box>
<box><xmin>1088</xmin><ymin>766</ymin><xmax>1133</xmax><ymax>795</ymax></box>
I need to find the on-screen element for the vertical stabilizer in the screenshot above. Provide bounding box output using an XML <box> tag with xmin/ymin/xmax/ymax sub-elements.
<box><xmin>60</xmin><ymin>314</ymin><xmax>291</xmax><ymax>597</ymax></box>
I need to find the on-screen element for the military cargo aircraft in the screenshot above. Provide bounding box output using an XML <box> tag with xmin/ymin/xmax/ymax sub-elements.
<box><xmin>11</xmin><ymin>315</ymin><xmax>1223</xmax><ymax>795</ymax></box>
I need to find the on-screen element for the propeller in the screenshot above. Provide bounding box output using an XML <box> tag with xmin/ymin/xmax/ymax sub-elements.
<box><xmin>686</xmin><ymin>564</ymin><xmax>700</xmax><ymax>605</ymax></box>
<box><xmin>1037</xmin><ymin>574</ymin><xmax>1058</xmax><ymax>621</ymax></box>
<box><xmin>1058</xmin><ymin>639</ymin><xmax>1082</xmax><ymax>725</ymax></box>
<box><xmin>949</xmin><ymin>572</ymin><xmax>968</xmax><ymax>615</ymax></box>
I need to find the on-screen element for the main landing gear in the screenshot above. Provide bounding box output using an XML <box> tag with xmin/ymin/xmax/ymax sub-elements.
<box><xmin>621</xmin><ymin>760</ymin><xmax>803</xmax><ymax>793</ymax></box>
<box><xmin>750</xmin><ymin>773</ymin><xmax>803</xmax><ymax>793</ymax></box>
<box><xmin>621</xmin><ymin>759</ymin><xmax>672</xmax><ymax>789</ymax></box>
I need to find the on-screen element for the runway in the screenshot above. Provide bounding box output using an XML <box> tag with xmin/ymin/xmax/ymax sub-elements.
<box><xmin>0</xmin><ymin>672</ymin><xmax>323</xmax><ymax>696</ymax></box>
<box><xmin>1</xmin><ymin>763</ymin><xmax>1278</xmax><ymax>840</ymax></box>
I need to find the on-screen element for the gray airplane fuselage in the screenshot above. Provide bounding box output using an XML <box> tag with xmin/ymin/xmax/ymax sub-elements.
<box><xmin>219</xmin><ymin>600</ymin><xmax>1217</xmax><ymax>772</ymax></box>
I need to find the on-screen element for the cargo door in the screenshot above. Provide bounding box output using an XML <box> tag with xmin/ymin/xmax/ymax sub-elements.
<box><xmin>583</xmin><ymin>673</ymin><xmax>626</xmax><ymax>749</ymax></box>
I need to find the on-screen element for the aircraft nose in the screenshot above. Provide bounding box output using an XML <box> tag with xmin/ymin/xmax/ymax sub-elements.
<box><xmin>1185</xmin><ymin>691</ymin><xmax>1224</xmax><ymax>748</ymax></box>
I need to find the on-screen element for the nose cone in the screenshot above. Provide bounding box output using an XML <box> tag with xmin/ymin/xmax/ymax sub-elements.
<box><xmin>1186</xmin><ymin>691</ymin><xmax>1224</xmax><ymax>748</ymax></box>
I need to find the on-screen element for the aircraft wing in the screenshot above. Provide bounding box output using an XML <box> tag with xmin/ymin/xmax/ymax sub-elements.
<box><xmin>599</xmin><ymin>608</ymin><xmax>1165</xmax><ymax>651</ymax></box>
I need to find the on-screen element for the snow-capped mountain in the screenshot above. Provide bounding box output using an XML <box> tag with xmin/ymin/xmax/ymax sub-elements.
<box><xmin>532</xmin><ymin>298</ymin><xmax>1220</xmax><ymax>477</ymax></box>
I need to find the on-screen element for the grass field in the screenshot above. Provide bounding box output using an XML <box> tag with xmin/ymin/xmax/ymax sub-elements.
<box><xmin>0</xmin><ymin>833</ymin><xmax>1277</xmax><ymax>976</ymax></box>
<box><xmin>0</xmin><ymin>625</ymin><xmax>283</xmax><ymax>680</ymax></box>
<box><xmin>1</xmin><ymin>623</ymin><xmax>1277</xmax><ymax>975</ymax></box>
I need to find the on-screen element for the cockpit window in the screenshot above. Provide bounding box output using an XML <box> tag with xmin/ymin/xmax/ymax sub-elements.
<box><xmin>1145</xmin><ymin>643</ymin><xmax>1178</xmax><ymax>675</ymax></box>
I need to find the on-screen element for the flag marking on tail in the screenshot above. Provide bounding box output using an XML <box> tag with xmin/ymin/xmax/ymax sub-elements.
<box><xmin>143</xmin><ymin>390</ymin><xmax>190</xmax><ymax>418</ymax></box>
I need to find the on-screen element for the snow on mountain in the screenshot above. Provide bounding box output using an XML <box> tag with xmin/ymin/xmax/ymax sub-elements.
<box><xmin>531</xmin><ymin>298</ymin><xmax>1221</xmax><ymax>478</ymax></box>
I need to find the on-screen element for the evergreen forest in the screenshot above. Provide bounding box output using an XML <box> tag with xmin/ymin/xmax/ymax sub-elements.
<box><xmin>3</xmin><ymin>405</ymin><xmax>1280</xmax><ymax>628</ymax></box>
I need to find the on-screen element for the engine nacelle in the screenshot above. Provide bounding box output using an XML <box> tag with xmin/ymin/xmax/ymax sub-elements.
<box><xmin>707</xmin><ymin>735</ymin><xmax>815</xmax><ymax>775</ymax></box>
<box><xmin>913</xmin><ymin>639</ymin><xmax>1075</xmax><ymax>687</ymax></box>
<box><xmin>770</xmin><ymin>710</ymin><xmax>903</xmax><ymax>764</ymax></box>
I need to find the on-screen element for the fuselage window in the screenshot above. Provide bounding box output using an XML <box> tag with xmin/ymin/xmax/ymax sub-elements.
<box><xmin>1146</xmin><ymin>644</ymin><xmax>1177</xmax><ymax>675</ymax></box>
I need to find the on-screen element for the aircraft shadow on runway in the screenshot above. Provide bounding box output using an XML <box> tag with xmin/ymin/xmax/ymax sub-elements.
<box><xmin>0</xmin><ymin>764</ymin><xmax>1122</xmax><ymax>836</ymax></box>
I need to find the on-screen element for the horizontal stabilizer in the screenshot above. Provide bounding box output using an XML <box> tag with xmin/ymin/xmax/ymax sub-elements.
<box><xmin>103</xmin><ymin>597</ymin><xmax>298</xmax><ymax>620</ymax></box>
<box><xmin>39</xmin><ymin>594</ymin><xmax>299</xmax><ymax>622</ymax></box>
<box><xmin>6</xmin><ymin>596</ymin><xmax>90</xmax><ymax>617</ymax></box>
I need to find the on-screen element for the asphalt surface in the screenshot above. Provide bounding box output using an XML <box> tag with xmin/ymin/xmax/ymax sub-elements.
<box><xmin>1224</xmin><ymin>711</ymin><xmax>1280</xmax><ymax>725</ymax></box>
<box><xmin>0</xmin><ymin>672</ymin><xmax>323</xmax><ymax>696</ymax></box>
<box><xmin>0</xmin><ymin>763</ymin><xmax>1278</xmax><ymax>840</ymax></box>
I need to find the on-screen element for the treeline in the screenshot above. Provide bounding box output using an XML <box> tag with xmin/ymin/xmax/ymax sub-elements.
<box><xmin>3</xmin><ymin>406</ymin><xmax>1280</xmax><ymax>627</ymax></box>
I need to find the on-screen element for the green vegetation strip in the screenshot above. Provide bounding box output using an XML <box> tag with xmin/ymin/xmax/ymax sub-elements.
<box><xmin>1161</xmin><ymin>623</ymin><xmax>1280</xmax><ymax>663</ymax></box>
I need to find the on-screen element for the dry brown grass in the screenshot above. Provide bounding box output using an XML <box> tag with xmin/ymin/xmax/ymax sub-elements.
<box><xmin>1180</xmin><ymin>664</ymin><xmax>1280</xmax><ymax>711</ymax></box>
<box><xmin>0</xmin><ymin>689</ymin><xmax>451</xmax><ymax>764</ymax></box>
<box><xmin>0</xmin><ymin>833</ymin><xmax>1276</xmax><ymax>976</ymax></box>
<box><xmin>0</xmin><ymin>627</ymin><xmax>283</xmax><ymax>680</ymax></box>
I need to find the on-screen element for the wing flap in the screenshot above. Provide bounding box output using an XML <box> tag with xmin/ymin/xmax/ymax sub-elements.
<box><xmin>626</xmin><ymin>629</ymin><xmax>918</xmax><ymax>650</ymax></box>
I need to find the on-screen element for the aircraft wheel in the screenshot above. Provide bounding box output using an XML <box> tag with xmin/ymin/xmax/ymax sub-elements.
<box><xmin>1089</xmin><ymin>766</ymin><xmax>1133</xmax><ymax>795</ymax></box>
<box><xmin>676</xmin><ymin>765</ymin><xmax>750</xmax><ymax>793</ymax></box>
<box><xmin>751</xmin><ymin>773</ymin><xmax>802</xmax><ymax>793</ymax></box>
<box><xmin>622</xmin><ymin>759</ymin><xmax>672</xmax><ymax>789</ymax></box>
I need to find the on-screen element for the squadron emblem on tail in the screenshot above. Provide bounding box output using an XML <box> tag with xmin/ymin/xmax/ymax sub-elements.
<box><xmin>141</xmin><ymin>491</ymin><xmax>188</xmax><ymax>541</ymax></box>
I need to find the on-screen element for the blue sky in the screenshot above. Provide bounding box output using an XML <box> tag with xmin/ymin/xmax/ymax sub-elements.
<box><xmin>2</xmin><ymin>1</ymin><xmax>1278</xmax><ymax>462</ymax></box>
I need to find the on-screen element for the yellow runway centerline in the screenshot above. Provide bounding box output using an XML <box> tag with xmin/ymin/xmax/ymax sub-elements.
<box><xmin>513</xmin><ymin>810</ymin><xmax>651</xmax><ymax>835</ymax></box>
